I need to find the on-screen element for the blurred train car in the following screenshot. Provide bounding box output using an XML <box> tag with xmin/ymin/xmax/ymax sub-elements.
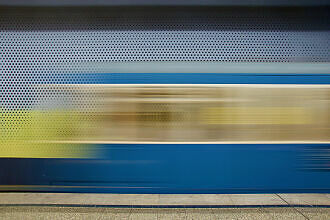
<box><xmin>0</xmin><ymin>2</ymin><xmax>329</xmax><ymax>193</ymax></box>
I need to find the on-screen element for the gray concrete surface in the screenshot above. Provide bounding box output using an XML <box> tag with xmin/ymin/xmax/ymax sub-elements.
<box><xmin>0</xmin><ymin>193</ymin><xmax>330</xmax><ymax>206</ymax></box>
<box><xmin>278</xmin><ymin>194</ymin><xmax>330</xmax><ymax>206</ymax></box>
<box><xmin>0</xmin><ymin>194</ymin><xmax>329</xmax><ymax>219</ymax></box>
<box><xmin>0</xmin><ymin>206</ymin><xmax>329</xmax><ymax>220</ymax></box>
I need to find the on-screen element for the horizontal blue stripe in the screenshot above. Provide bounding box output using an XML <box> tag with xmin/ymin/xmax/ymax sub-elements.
<box><xmin>91</xmin><ymin>143</ymin><xmax>330</xmax><ymax>156</ymax></box>
<box><xmin>10</xmin><ymin>73</ymin><xmax>330</xmax><ymax>84</ymax></box>
<box><xmin>83</xmin><ymin>73</ymin><xmax>330</xmax><ymax>84</ymax></box>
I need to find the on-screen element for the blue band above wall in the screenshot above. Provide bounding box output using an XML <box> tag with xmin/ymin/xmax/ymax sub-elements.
<box><xmin>4</xmin><ymin>73</ymin><xmax>330</xmax><ymax>84</ymax></box>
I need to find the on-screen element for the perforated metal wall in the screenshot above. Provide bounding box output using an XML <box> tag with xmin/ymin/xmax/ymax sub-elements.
<box><xmin>1</xmin><ymin>7</ymin><xmax>329</xmax><ymax>76</ymax></box>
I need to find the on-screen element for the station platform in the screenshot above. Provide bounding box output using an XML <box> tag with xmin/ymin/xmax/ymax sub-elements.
<box><xmin>0</xmin><ymin>193</ymin><xmax>329</xmax><ymax>219</ymax></box>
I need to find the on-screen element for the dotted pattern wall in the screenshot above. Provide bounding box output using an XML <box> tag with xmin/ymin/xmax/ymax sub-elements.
<box><xmin>1</xmin><ymin>7</ymin><xmax>329</xmax><ymax>77</ymax></box>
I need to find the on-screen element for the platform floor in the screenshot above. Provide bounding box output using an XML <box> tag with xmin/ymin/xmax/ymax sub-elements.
<box><xmin>0</xmin><ymin>193</ymin><xmax>329</xmax><ymax>219</ymax></box>
<box><xmin>0</xmin><ymin>206</ymin><xmax>329</xmax><ymax>220</ymax></box>
<box><xmin>1</xmin><ymin>193</ymin><xmax>330</xmax><ymax>206</ymax></box>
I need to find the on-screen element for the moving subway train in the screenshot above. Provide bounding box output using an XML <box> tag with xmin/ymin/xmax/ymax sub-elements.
<box><xmin>0</xmin><ymin>5</ymin><xmax>330</xmax><ymax>193</ymax></box>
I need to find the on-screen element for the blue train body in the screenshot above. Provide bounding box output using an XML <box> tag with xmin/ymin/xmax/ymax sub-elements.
<box><xmin>1</xmin><ymin>73</ymin><xmax>329</xmax><ymax>193</ymax></box>
<box><xmin>1</xmin><ymin>143</ymin><xmax>329</xmax><ymax>193</ymax></box>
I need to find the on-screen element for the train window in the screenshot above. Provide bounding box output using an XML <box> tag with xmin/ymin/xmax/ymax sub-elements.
<box><xmin>14</xmin><ymin>85</ymin><xmax>327</xmax><ymax>143</ymax></box>
<box><xmin>2</xmin><ymin>85</ymin><xmax>329</xmax><ymax>144</ymax></box>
